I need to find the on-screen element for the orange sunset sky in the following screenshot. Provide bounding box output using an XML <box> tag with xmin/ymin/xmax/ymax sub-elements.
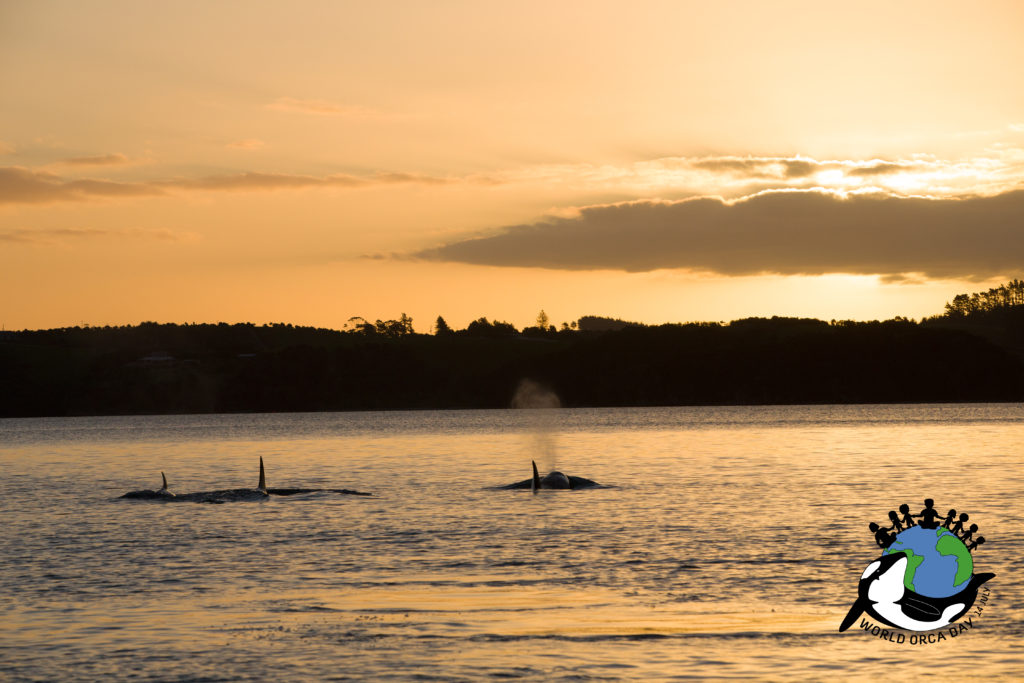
<box><xmin>2</xmin><ymin>0</ymin><xmax>1024</xmax><ymax>332</ymax></box>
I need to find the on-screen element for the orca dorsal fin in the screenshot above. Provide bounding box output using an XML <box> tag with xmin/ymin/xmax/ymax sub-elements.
<box><xmin>258</xmin><ymin>457</ymin><xmax>266</xmax><ymax>492</ymax></box>
<box><xmin>532</xmin><ymin>460</ymin><xmax>540</xmax><ymax>493</ymax></box>
<box><xmin>160</xmin><ymin>471</ymin><xmax>168</xmax><ymax>491</ymax></box>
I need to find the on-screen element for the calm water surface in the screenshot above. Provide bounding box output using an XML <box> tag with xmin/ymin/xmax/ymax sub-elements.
<box><xmin>1</xmin><ymin>404</ymin><xmax>1022</xmax><ymax>680</ymax></box>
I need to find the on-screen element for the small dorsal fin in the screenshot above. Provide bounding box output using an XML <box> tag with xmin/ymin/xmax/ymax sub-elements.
<box><xmin>258</xmin><ymin>456</ymin><xmax>266</xmax><ymax>491</ymax></box>
<box><xmin>160</xmin><ymin>471</ymin><xmax>168</xmax><ymax>491</ymax></box>
<box><xmin>532</xmin><ymin>460</ymin><xmax>540</xmax><ymax>493</ymax></box>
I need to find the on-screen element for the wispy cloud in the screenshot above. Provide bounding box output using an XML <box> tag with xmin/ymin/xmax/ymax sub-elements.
<box><xmin>267</xmin><ymin>97</ymin><xmax>376</xmax><ymax>117</ymax></box>
<box><xmin>154</xmin><ymin>171</ymin><xmax>459</xmax><ymax>192</ymax></box>
<box><xmin>497</xmin><ymin>149</ymin><xmax>1024</xmax><ymax>199</ymax></box>
<box><xmin>159</xmin><ymin>172</ymin><xmax>364</xmax><ymax>192</ymax></box>
<box><xmin>0</xmin><ymin>226</ymin><xmax>195</xmax><ymax>245</ymax></box>
<box><xmin>0</xmin><ymin>141</ymin><xmax>14</xmax><ymax>155</ymax></box>
<box><xmin>688</xmin><ymin>156</ymin><xmax>820</xmax><ymax>179</ymax></box>
<box><xmin>0</xmin><ymin>167</ymin><xmax>468</xmax><ymax>205</ymax></box>
<box><xmin>415</xmin><ymin>188</ymin><xmax>1024</xmax><ymax>282</ymax></box>
<box><xmin>226</xmin><ymin>139</ymin><xmax>265</xmax><ymax>150</ymax></box>
<box><xmin>5</xmin><ymin>147</ymin><xmax>1021</xmax><ymax>210</ymax></box>
<box><xmin>844</xmin><ymin>160</ymin><xmax>922</xmax><ymax>177</ymax></box>
<box><xmin>691</xmin><ymin>156</ymin><xmax>936</xmax><ymax>180</ymax></box>
<box><xmin>61</xmin><ymin>153</ymin><xmax>130</xmax><ymax>166</ymax></box>
<box><xmin>0</xmin><ymin>167</ymin><xmax>161</xmax><ymax>204</ymax></box>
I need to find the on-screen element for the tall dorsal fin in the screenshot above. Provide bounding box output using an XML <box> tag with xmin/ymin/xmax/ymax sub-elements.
<box><xmin>160</xmin><ymin>471</ymin><xmax>168</xmax><ymax>491</ymax></box>
<box><xmin>532</xmin><ymin>460</ymin><xmax>540</xmax><ymax>493</ymax></box>
<box><xmin>258</xmin><ymin>456</ymin><xmax>266</xmax><ymax>491</ymax></box>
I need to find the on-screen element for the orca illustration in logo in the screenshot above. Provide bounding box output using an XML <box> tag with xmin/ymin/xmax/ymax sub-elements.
<box><xmin>839</xmin><ymin>499</ymin><xmax>994</xmax><ymax>634</ymax></box>
<box><xmin>839</xmin><ymin>552</ymin><xmax>993</xmax><ymax>632</ymax></box>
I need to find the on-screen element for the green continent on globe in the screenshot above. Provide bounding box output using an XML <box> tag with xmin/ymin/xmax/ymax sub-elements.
<box><xmin>892</xmin><ymin>549</ymin><xmax>925</xmax><ymax>592</ymax></box>
<box><xmin>936</xmin><ymin>531</ymin><xmax>973</xmax><ymax>585</ymax></box>
<box><xmin>884</xmin><ymin>525</ymin><xmax>973</xmax><ymax>598</ymax></box>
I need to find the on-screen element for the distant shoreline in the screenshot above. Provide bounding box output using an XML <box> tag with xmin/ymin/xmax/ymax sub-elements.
<box><xmin>3</xmin><ymin>400</ymin><xmax>1023</xmax><ymax>422</ymax></box>
<box><xmin>4</xmin><ymin>313</ymin><xmax>1023</xmax><ymax>418</ymax></box>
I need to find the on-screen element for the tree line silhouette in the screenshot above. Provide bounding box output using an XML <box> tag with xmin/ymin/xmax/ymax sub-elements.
<box><xmin>943</xmin><ymin>279</ymin><xmax>1024</xmax><ymax>317</ymax></box>
<box><xmin>2</xmin><ymin>282</ymin><xmax>1023</xmax><ymax>417</ymax></box>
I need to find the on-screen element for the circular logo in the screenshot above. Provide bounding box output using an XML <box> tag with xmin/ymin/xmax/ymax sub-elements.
<box><xmin>839</xmin><ymin>500</ymin><xmax>994</xmax><ymax>636</ymax></box>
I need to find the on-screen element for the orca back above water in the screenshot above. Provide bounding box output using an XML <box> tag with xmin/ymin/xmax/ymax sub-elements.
<box><xmin>120</xmin><ymin>471</ymin><xmax>175</xmax><ymax>500</ymax></box>
<box><xmin>119</xmin><ymin>457</ymin><xmax>372</xmax><ymax>503</ymax></box>
<box><xmin>263</xmin><ymin>457</ymin><xmax>374</xmax><ymax>498</ymax></box>
<box><xmin>494</xmin><ymin>460</ymin><xmax>603</xmax><ymax>491</ymax></box>
<box><xmin>839</xmin><ymin>551</ymin><xmax>994</xmax><ymax>632</ymax></box>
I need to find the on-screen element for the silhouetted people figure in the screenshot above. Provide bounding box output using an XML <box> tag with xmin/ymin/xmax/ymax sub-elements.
<box><xmin>916</xmin><ymin>498</ymin><xmax>941</xmax><ymax>529</ymax></box>
<box><xmin>967</xmin><ymin>536</ymin><xmax>985</xmax><ymax>552</ymax></box>
<box><xmin>870</xmin><ymin>522</ymin><xmax>895</xmax><ymax>548</ymax></box>
<box><xmin>942</xmin><ymin>509</ymin><xmax>957</xmax><ymax>529</ymax></box>
<box><xmin>899</xmin><ymin>503</ymin><xmax>915</xmax><ymax>529</ymax></box>
<box><xmin>960</xmin><ymin>523</ymin><xmax>979</xmax><ymax>544</ymax></box>
<box><xmin>951</xmin><ymin>512</ymin><xmax>969</xmax><ymax>536</ymax></box>
<box><xmin>888</xmin><ymin>510</ymin><xmax>904</xmax><ymax>533</ymax></box>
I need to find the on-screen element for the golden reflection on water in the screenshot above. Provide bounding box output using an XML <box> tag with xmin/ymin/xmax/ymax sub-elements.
<box><xmin>1</xmin><ymin>405</ymin><xmax>1022</xmax><ymax>679</ymax></box>
<box><xmin>304</xmin><ymin>584</ymin><xmax>838</xmax><ymax>636</ymax></box>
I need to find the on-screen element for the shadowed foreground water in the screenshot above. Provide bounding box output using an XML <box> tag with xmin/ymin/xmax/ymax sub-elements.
<box><xmin>1</xmin><ymin>405</ymin><xmax>1022</xmax><ymax>680</ymax></box>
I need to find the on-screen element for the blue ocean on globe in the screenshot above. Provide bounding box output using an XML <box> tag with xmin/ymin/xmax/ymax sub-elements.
<box><xmin>885</xmin><ymin>525</ymin><xmax>973</xmax><ymax>598</ymax></box>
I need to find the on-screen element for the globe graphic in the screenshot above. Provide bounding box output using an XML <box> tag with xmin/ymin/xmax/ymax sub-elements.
<box><xmin>885</xmin><ymin>525</ymin><xmax>973</xmax><ymax>598</ymax></box>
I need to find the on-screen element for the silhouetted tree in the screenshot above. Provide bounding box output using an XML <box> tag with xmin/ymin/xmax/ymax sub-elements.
<box><xmin>346</xmin><ymin>316</ymin><xmax>377</xmax><ymax>335</ymax></box>
<box><xmin>464</xmin><ymin>317</ymin><xmax>518</xmax><ymax>337</ymax></box>
<box><xmin>434</xmin><ymin>315</ymin><xmax>452</xmax><ymax>336</ymax></box>
<box><xmin>944</xmin><ymin>279</ymin><xmax>1024</xmax><ymax>317</ymax></box>
<box><xmin>374</xmin><ymin>313</ymin><xmax>415</xmax><ymax>338</ymax></box>
<box><xmin>577</xmin><ymin>315</ymin><xmax>633</xmax><ymax>332</ymax></box>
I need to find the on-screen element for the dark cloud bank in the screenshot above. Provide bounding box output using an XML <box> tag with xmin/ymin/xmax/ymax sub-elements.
<box><xmin>416</xmin><ymin>189</ymin><xmax>1024</xmax><ymax>280</ymax></box>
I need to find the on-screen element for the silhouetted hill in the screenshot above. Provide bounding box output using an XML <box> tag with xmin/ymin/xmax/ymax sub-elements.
<box><xmin>924</xmin><ymin>302</ymin><xmax>1024</xmax><ymax>361</ymax></box>
<box><xmin>542</xmin><ymin>318</ymin><xmax>1023</xmax><ymax>405</ymax></box>
<box><xmin>2</xmin><ymin>315</ymin><xmax>1022</xmax><ymax>417</ymax></box>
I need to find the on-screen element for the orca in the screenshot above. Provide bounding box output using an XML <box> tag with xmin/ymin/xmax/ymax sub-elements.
<box><xmin>838</xmin><ymin>551</ymin><xmax>994</xmax><ymax>632</ymax></box>
<box><xmin>177</xmin><ymin>457</ymin><xmax>270</xmax><ymax>503</ymax></box>
<box><xmin>120</xmin><ymin>471</ymin><xmax>175</xmax><ymax>499</ymax></box>
<box><xmin>120</xmin><ymin>457</ymin><xmax>372</xmax><ymax>503</ymax></box>
<box><xmin>495</xmin><ymin>460</ymin><xmax>602</xmax><ymax>491</ymax></box>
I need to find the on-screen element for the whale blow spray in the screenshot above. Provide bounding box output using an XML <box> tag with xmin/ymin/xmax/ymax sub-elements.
<box><xmin>511</xmin><ymin>379</ymin><xmax>561</xmax><ymax>472</ymax></box>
